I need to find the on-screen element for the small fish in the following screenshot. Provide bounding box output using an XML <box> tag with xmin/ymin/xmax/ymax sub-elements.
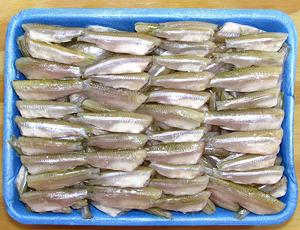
<box><xmin>147</xmin><ymin>64</ymin><xmax>171</xmax><ymax>77</ymax></box>
<box><xmin>202</xmin><ymin>199</ymin><xmax>216</xmax><ymax>215</ymax></box>
<box><xmin>259</xmin><ymin>176</ymin><xmax>287</xmax><ymax>198</ymax></box>
<box><xmin>151</xmin><ymin>72</ymin><xmax>214</xmax><ymax>91</ymax></box>
<box><xmin>209</xmin><ymin>188</ymin><xmax>240</xmax><ymax>212</ymax></box>
<box><xmin>25</xmin><ymin>37</ymin><xmax>94</xmax><ymax>66</ymax></box>
<box><xmin>204</xmin><ymin>145</ymin><xmax>230</xmax><ymax>158</ymax></box>
<box><xmin>214</xmin><ymin>51</ymin><xmax>285</xmax><ymax>68</ymax></box>
<box><xmin>88</xmin><ymin>133</ymin><xmax>148</xmax><ymax>149</ymax></box>
<box><xmin>27</xmin><ymin>167</ymin><xmax>99</xmax><ymax>190</ymax></box>
<box><xmin>21</xmin><ymin>152</ymin><xmax>87</xmax><ymax>174</ymax></box>
<box><xmin>149</xmin><ymin>175</ymin><xmax>209</xmax><ymax>196</ymax></box>
<box><xmin>208</xmin><ymin>129</ymin><xmax>283</xmax><ymax>155</ymax></box>
<box><xmin>15</xmin><ymin>116</ymin><xmax>90</xmax><ymax>138</ymax></box>
<box><xmin>225</xmin><ymin>32</ymin><xmax>288</xmax><ymax>52</ymax></box>
<box><xmin>86</xmin><ymin>149</ymin><xmax>147</xmax><ymax>171</ymax></box>
<box><xmin>88</xmin><ymin>167</ymin><xmax>154</xmax><ymax>188</ymax></box>
<box><xmin>147</xmin><ymin>89</ymin><xmax>210</xmax><ymax>109</ymax></box>
<box><xmin>159</xmin><ymin>21</ymin><xmax>218</xmax><ymax>30</ymax></box>
<box><xmin>84</xmin><ymin>55</ymin><xmax>152</xmax><ymax>76</ymax></box>
<box><xmin>22</xmin><ymin>23</ymin><xmax>84</xmax><ymax>43</ymax></box>
<box><xmin>210</xmin><ymin>66</ymin><xmax>282</xmax><ymax>92</ymax></box>
<box><xmin>92</xmin><ymin>202</ymin><xmax>128</xmax><ymax>217</ymax></box>
<box><xmin>85</xmin><ymin>82</ymin><xmax>147</xmax><ymax>111</ymax></box>
<box><xmin>73</xmin><ymin>112</ymin><xmax>152</xmax><ymax>133</ymax></box>
<box><xmin>87</xmin><ymin>25</ymin><xmax>123</xmax><ymax>32</ymax></box>
<box><xmin>87</xmin><ymin>186</ymin><xmax>162</xmax><ymax>210</ymax></box>
<box><xmin>78</xmin><ymin>31</ymin><xmax>160</xmax><ymax>55</ymax></box>
<box><xmin>146</xmin><ymin>142</ymin><xmax>204</xmax><ymax>165</ymax></box>
<box><xmin>150</xmin><ymin>162</ymin><xmax>204</xmax><ymax>179</ymax></box>
<box><xmin>154</xmin><ymin>55</ymin><xmax>211</xmax><ymax>72</ymax></box>
<box><xmin>87</xmin><ymin>73</ymin><xmax>150</xmax><ymax>91</ymax></box>
<box><xmin>9</xmin><ymin>136</ymin><xmax>83</xmax><ymax>155</ymax></box>
<box><xmin>154</xmin><ymin>191</ymin><xmax>211</xmax><ymax>213</ymax></box>
<box><xmin>135</xmin><ymin>22</ymin><xmax>159</xmax><ymax>33</ymax></box>
<box><xmin>81</xmin><ymin>205</ymin><xmax>93</xmax><ymax>219</ymax></box>
<box><xmin>216</xmin><ymin>87</ymin><xmax>281</xmax><ymax>110</ymax></box>
<box><xmin>16</xmin><ymin>57</ymin><xmax>81</xmax><ymax>80</ymax></box>
<box><xmin>20</xmin><ymin>188</ymin><xmax>88</xmax><ymax>213</ymax></box>
<box><xmin>205</xmin><ymin>61</ymin><xmax>234</xmax><ymax>74</ymax></box>
<box><xmin>144</xmin><ymin>207</ymin><xmax>173</xmax><ymax>219</ymax></box>
<box><xmin>205</xmin><ymin>108</ymin><xmax>284</xmax><ymax>131</ymax></box>
<box><xmin>148</xmin><ymin>127</ymin><xmax>205</xmax><ymax>143</ymax></box>
<box><xmin>15</xmin><ymin>166</ymin><xmax>28</xmax><ymax>194</ymax></box>
<box><xmin>81</xmin><ymin>99</ymin><xmax>115</xmax><ymax>113</ymax></box>
<box><xmin>17</xmin><ymin>36</ymin><xmax>30</xmax><ymax>56</ymax></box>
<box><xmin>16</xmin><ymin>100</ymin><xmax>81</xmax><ymax>119</ymax></box>
<box><xmin>13</xmin><ymin>79</ymin><xmax>89</xmax><ymax>100</ymax></box>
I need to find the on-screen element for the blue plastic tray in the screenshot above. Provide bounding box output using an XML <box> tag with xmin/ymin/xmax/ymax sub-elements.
<box><xmin>3</xmin><ymin>8</ymin><xmax>298</xmax><ymax>226</ymax></box>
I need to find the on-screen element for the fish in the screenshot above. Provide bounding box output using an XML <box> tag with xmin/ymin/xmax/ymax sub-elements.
<box><xmin>148</xmin><ymin>127</ymin><xmax>205</xmax><ymax>143</ymax></box>
<box><xmin>84</xmin><ymin>55</ymin><xmax>151</xmax><ymax>75</ymax></box>
<box><xmin>86</xmin><ymin>73</ymin><xmax>150</xmax><ymax>91</ymax></box>
<box><xmin>146</xmin><ymin>142</ymin><xmax>204</xmax><ymax>165</ymax></box>
<box><xmin>87</xmin><ymin>133</ymin><xmax>148</xmax><ymax>149</ymax></box>
<box><xmin>78</xmin><ymin>31</ymin><xmax>160</xmax><ymax>55</ymax></box>
<box><xmin>17</xmin><ymin>36</ymin><xmax>30</xmax><ymax>56</ymax></box>
<box><xmin>9</xmin><ymin>136</ymin><xmax>83</xmax><ymax>155</ymax></box>
<box><xmin>149</xmin><ymin>175</ymin><xmax>209</xmax><ymax>196</ymax></box>
<box><xmin>69</xmin><ymin>93</ymin><xmax>88</xmax><ymax>104</ymax></box>
<box><xmin>87</xmin><ymin>186</ymin><xmax>162</xmax><ymax>210</ymax></box>
<box><xmin>87</xmin><ymin>167</ymin><xmax>154</xmax><ymax>188</ymax></box>
<box><xmin>158</xmin><ymin>21</ymin><xmax>218</xmax><ymax>30</ymax></box>
<box><xmin>87</xmin><ymin>25</ymin><xmax>123</xmax><ymax>32</ymax></box>
<box><xmin>85</xmin><ymin>82</ymin><xmax>147</xmax><ymax>111</ymax></box>
<box><xmin>214</xmin><ymin>51</ymin><xmax>285</xmax><ymax>68</ymax></box>
<box><xmin>27</xmin><ymin>167</ymin><xmax>99</xmax><ymax>190</ymax></box>
<box><xmin>86</xmin><ymin>149</ymin><xmax>147</xmax><ymax>171</ymax></box>
<box><xmin>208</xmin><ymin>176</ymin><xmax>285</xmax><ymax>214</ymax></box>
<box><xmin>204</xmin><ymin>145</ymin><xmax>230</xmax><ymax>158</ymax></box>
<box><xmin>81</xmin><ymin>99</ymin><xmax>115</xmax><ymax>113</ymax></box>
<box><xmin>210</xmin><ymin>66</ymin><xmax>282</xmax><ymax>92</ymax></box>
<box><xmin>216</xmin><ymin>87</ymin><xmax>281</xmax><ymax>110</ymax></box>
<box><xmin>147</xmin><ymin>64</ymin><xmax>171</xmax><ymax>77</ymax></box>
<box><xmin>20</xmin><ymin>188</ymin><xmax>88</xmax><ymax>213</ymax></box>
<box><xmin>16</xmin><ymin>57</ymin><xmax>82</xmax><ymax>80</ymax></box>
<box><xmin>25</xmin><ymin>37</ymin><xmax>94</xmax><ymax>66</ymax></box>
<box><xmin>16</xmin><ymin>100</ymin><xmax>81</xmax><ymax>119</ymax></box>
<box><xmin>151</xmin><ymin>72</ymin><xmax>214</xmax><ymax>91</ymax></box>
<box><xmin>208</xmin><ymin>129</ymin><xmax>283</xmax><ymax>155</ymax></box>
<box><xmin>209</xmin><ymin>188</ymin><xmax>240</xmax><ymax>212</ymax></box>
<box><xmin>15</xmin><ymin>166</ymin><xmax>28</xmax><ymax>194</ymax></box>
<box><xmin>202</xmin><ymin>199</ymin><xmax>216</xmax><ymax>215</ymax></box>
<box><xmin>154</xmin><ymin>191</ymin><xmax>211</xmax><ymax>213</ymax></box>
<box><xmin>15</xmin><ymin>116</ymin><xmax>90</xmax><ymax>138</ymax></box>
<box><xmin>81</xmin><ymin>205</ymin><xmax>93</xmax><ymax>219</ymax></box>
<box><xmin>144</xmin><ymin>207</ymin><xmax>172</xmax><ymax>219</ymax></box>
<box><xmin>135</xmin><ymin>22</ymin><xmax>159</xmax><ymax>33</ymax></box>
<box><xmin>72</xmin><ymin>112</ymin><xmax>152</xmax><ymax>133</ymax></box>
<box><xmin>147</xmin><ymin>89</ymin><xmax>211</xmax><ymax>109</ymax></box>
<box><xmin>22</xmin><ymin>23</ymin><xmax>84</xmax><ymax>43</ymax></box>
<box><xmin>154</xmin><ymin>55</ymin><xmax>211</xmax><ymax>72</ymax></box>
<box><xmin>225</xmin><ymin>32</ymin><xmax>288</xmax><ymax>52</ymax></box>
<box><xmin>159</xmin><ymin>40</ymin><xmax>216</xmax><ymax>56</ymax></box>
<box><xmin>205</xmin><ymin>61</ymin><xmax>234</xmax><ymax>74</ymax></box>
<box><xmin>216</xmin><ymin>154</ymin><xmax>277</xmax><ymax>172</ymax></box>
<box><xmin>150</xmin><ymin>162</ymin><xmax>204</xmax><ymax>179</ymax></box>
<box><xmin>21</xmin><ymin>152</ymin><xmax>87</xmax><ymax>174</ymax></box>
<box><xmin>204</xmin><ymin>108</ymin><xmax>284</xmax><ymax>131</ymax></box>
<box><xmin>259</xmin><ymin>176</ymin><xmax>287</xmax><ymax>198</ymax></box>
<box><xmin>13</xmin><ymin>79</ymin><xmax>89</xmax><ymax>100</ymax></box>
<box><xmin>92</xmin><ymin>202</ymin><xmax>128</xmax><ymax>217</ymax></box>
<box><xmin>137</xmin><ymin>104</ymin><xmax>204</xmax><ymax>130</ymax></box>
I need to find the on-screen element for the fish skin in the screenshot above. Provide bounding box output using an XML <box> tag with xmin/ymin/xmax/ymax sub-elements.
<box><xmin>84</xmin><ymin>55</ymin><xmax>152</xmax><ymax>76</ymax></box>
<box><xmin>87</xmin><ymin>25</ymin><xmax>123</xmax><ymax>32</ymax></box>
<box><xmin>88</xmin><ymin>133</ymin><xmax>148</xmax><ymax>149</ymax></box>
<box><xmin>20</xmin><ymin>188</ymin><xmax>88</xmax><ymax>213</ymax></box>
<box><xmin>146</xmin><ymin>142</ymin><xmax>204</xmax><ymax>165</ymax></box>
<box><xmin>149</xmin><ymin>175</ymin><xmax>209</xmax><ymax>196</ymax></box>
<box><xmin>208</xmin><ymin>129</ymin><xmax>283</xmax><ymax>155</ymax></box>
<box><xmin>137</xmin><ymin>104</ymin><xmax>205</xmax><ymax>130</ymax></box>
<box><xmin>209</xmin><ymin>188</ymin><xmax>240</xmax><ymax>212</ymax></box>
<box><xmin>154</xmin><ymin>55</ymin><xmax>211</xmax><ymax>72</ymax></box>
<box><xmin>13</xmin><ymin>79</ymin><xmax>89</xmax><ymax>100</ymax></box>
<box><xmin>81</xmin><ymin>99</ymin><xmax>115</xmax><ymax>113</ymax></box>
<box><xmin>135</xmin><ymin>22</ymin><xmax>159</xmax><ymax>33</ymax></box>
<box><xmin>27</xmin><ymin>167</ymin><xmax>99</xmax><ymax>190</ymax></box>
<box><xmin>17</xmin><ymin>36</ymin><xmax>30</xmax><ymax>57</ymax></box>
<box><xmin>210</xmin><ymin>66</ymin><xmax>282</xmax><ymax>92</ymax></box>
<box><xmin>87</xmin><ymin>186</ymin><xmax>162</xmax><ymax>210</ymax></box>
<box><xmin>15</xmin><ymin>166</ymin><xmax>28</xmax><ymax>194</ymax></box>
<box><xmin>87</xmin><ymin>73</ymin><xmax>150</xmax><ymax>91</ymax></box>
<box><xmin>16</xmin><ymin>100</ymin><xmax>81</xmax><ymax>119</ymax></box>
<box><xmin>202</xmin><ymin>198</ymin><xmax>216</xmax><ymax>215</ymax></box>
<box><xmin>21</xmin><ymin>152</ymin><xmax>87</xmax><ymax>174</ymax></box>
<box><xmin>147</xmin><ymin>89</ymin><xmax>211</xmax><ymax>109</ymax></box>
<box><xmin>159</xmin><ymin>21</ymin><xmax>218</xmax><ymax>30</ymax></box>
<box><xmin>22</xmin><ymin>23</ymin><xmax>84</xmax><ymax>43</ymax></box>
<box><xmin>92</xmin><ymin>202</ymin><xmax>128</xmax><ymax>217</ymax></box>
<box><xmin>69</xmin><ymin>93</ymin><xmax>88</xmax><ymax>105</ymax></box>
<box><xmin>15</xmin><ymin>116</ymin><xmax>89</xmax><ymax>138</ymax></box>
<box><xmin>16</xmin><ymin>57</ymin><xmax>81</xmax><ymax>80</ymax></box>
<box><xmin>86</xmin><ymin>149</ymin><xmax>147</xmax><ymax>171</ymax></box>
<box><xmin>87</xmin><ymin>167</ymin><xmax>154</xmax><ymax>188</ymax></box>
<box><xmin>144</xmin><ymin>207</ymin><xmax>173</xmax><ymax>219</ymax></box>
<box><xmin>85</xmin><ymin>82</ymin><xmax>147</xmax><ymax>111</ymax></box>
<box><xmin>154</xmin><ymin>191</ymin><xmax>211</xmax><ymax>213</ymax></box>
<box><xmin>25</xmin><ymin>37</ymin><xmax>94</xmax><ymax>66</ymax></box>
<box><xmin>225</xmin><ymin>32</ymin><xmax>288</xmax><ymax>52</ymax></box>
<box><xmin>205</xmin><ymin>108</ymin><xmax>284</xmax><ymax>131</ymax></box>
<box><xmin>259</xmin><ymin>176</ymin><xmax>287</xmax><ymax>198</ymax></box>
<box><xmin>78</xmin><ymin>31</ymin><xmax>160</xmax><ymax>55</ymax></box>
<box><xmin>151</xmin><ymin>72</ymin><xmax>214</xmax><ymax>91</ymax></box>
<box><xmin>150</xmin><ymin>162</ymin><xmax>204</xmax><ymax>179</ymax></box>
<box><xmin>147</xmin><ymin>64</ymin><xmax>171</xmax><ymax>77</ymax></box>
